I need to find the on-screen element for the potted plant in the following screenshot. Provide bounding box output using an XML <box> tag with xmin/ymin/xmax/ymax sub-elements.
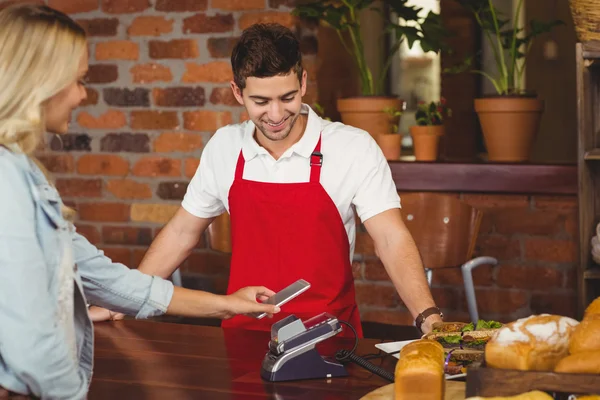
<box><xmin>376</xmin><ymin>106</ymin><xmax>403</xmax><ymax>160</ymax></box>
<box><xmin>410</xmin><ymin>98</ymin><xmax>450</xmax><ymax>161</ymax></box>
<box><xmin>292</xmin><ymin>0</ymin><xmax>447</xmax><ymax>136</ymax></box>
<box><xmin>454</xmin><ymin>0</ymin><xmax>563</xmax><ymax>162</ymax></box>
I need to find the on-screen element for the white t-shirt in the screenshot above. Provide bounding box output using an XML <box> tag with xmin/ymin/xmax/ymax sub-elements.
<box><xmin>182</xmin><ymin>103</ymin><xmax>401</xmax><ymax>261</ymax></box>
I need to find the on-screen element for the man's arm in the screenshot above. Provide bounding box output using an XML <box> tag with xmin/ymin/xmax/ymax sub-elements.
<box><xmin>363</xmin><ymin>208</ymin><xmax>442</xmax><ymax>334</ymax></box>
<box><xmin>138</xmin><ymin>207</ymin><xmax>214</xmax><ymax>278</ymax></box>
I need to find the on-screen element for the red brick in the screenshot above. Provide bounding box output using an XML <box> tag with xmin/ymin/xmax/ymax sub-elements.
<box><xmin>130</xmin><ymin>111</ymin><xmax>179</xmax><ymax>130</ymax></box>
<box><xmin>363</xmin><ymin>259</ymin><xmax>388</xmax><ymax>281</ymax></box>
<box><xmin>78</xmin><ymin>203</ymin><xmax>131</xmax><ymax>222</ymax></box>
<box><xmin>303</xmin><ymin>57</ymin><xmax>318</xmax><ymax>80</ymax></box>
<box><xmin>462</xmin><ymin>194</ymin><xmax>530</xmax><ymax>209</ymax></box>
<box><xmin>182</xmin><ymin>62</ymin><xmax>232</xmax><ymax>83</ymax></box>
<box><xmin>153</xmin><ymin>87</ymin><xmax>206</xmax><ymax>107</ymax></box>
<box><xmin>102</xmin><ymin>0</ymin><xmax>150</xmax><ymax>13</ymax></box>
<box><xmin>474</xmin><ymin>289</ymin><xmax>528</xmax><ymax>314</ymax></box>
<box><xmin>81</xmin><ymin>88</ymin><xmax>98</xmax><ymax>106</ymax></box>
<box><xmin>431</xmin><ymin>287</ymin><xmax>461</xmax><ymax>309</ymax></box>
<box><xmin>531</xmin><ymin>292</ymin><xmax>577</xmax><ymax>318</ymax></box>
<box><xmin>524</xmin><ymin>238</ymin><xmax>577</xmax><ymax>263</ymax></box>
<box><xmin>77</xmin><ymin>110</ymin><xmax>127</xmax><ymax>130</ymax></box>
<box><xmin>240</xmin><ymin>110</ymin><xmax>250</xmax><ymax>122</ymax></box>
<box><xmin>75</xmin><ymin>224</ymin><xmax>101</xmax><ymax>244</ymax></box>
<box><xmin>239</xmin><ymin>12</ymin><xmax>296</xmax><ymax>30</ymax></box>
<box><xmin>210</xmin><ymin>87</ymin><xmax>239</xmax><ymax>106</ymax></box>
<box><xmin>154</xmin><ymin>132</ymin><xmax>203</xmax><ymax>153</ymax></box>
<box><xmin>360</xmin><ymin>309</ymin><xmax>413</xmax><ymax>326</ymax></box>
<box><xmin>76</xmin><ymin>18</ymin><xmax>119</xmax><ymax>36</ymax></box>
<box><xmin>533</xmin><ymin>195</ymin><xmax>577</xmax><ymax>212</ymax></box>
<box><xmin>56</xmin><ymin>178</ymin><xmax>102</xmax><ymax>198</ymax></box>
<box><xmin>212</xmin><ymin>0</ymin><xmax>264</xmax><ymax>10</ymax></box>
<box><xmin>85</xmin><ymin>64</ymin><xmax>118</xmax><ymax>84</ymax></box>
<box><xmin>355</xmin><ymin>283</ymin><xmax>400</xmax><ymax>308</ymax></box>
<box><xmin>565</xmin><ymin>268</ymin><xmax>577</xmax><ymax>289</ymax></box>
<box><xmin>441</xmin><ymin>310</ymin><xmax>471</xmax><ymax>323</ymax></box>
<box><xmin>101</xmin><ymin>247</ymin><xmax>131</xmax><ymax>265</ymax></box>
<box><xmin>352</xmin><ymin>261</ymin><xmax>363</xmax><ymax>280</ymax></box>
<box><xmin>475</xmin><ymin>235</ymin><xmax>521</xmax><ymax>261</ymax></box>
<box><xmin>182</xmin><ymin>13</ymin><xmax>234</xmax><ymax>34</ymax></box>
<box><xmin>48</xmin><ymin>0</ymin><xmax>97</xmax><ymax>14</ymax></box>
<box><xmin>182</xmin><ymin>252</ymin><xmax>231</xmax><ymax>275</ymax></box>
<box><xmin>157</xmin><ymin>181</ymin><xmax>188</xmax><ymax>200</ymax></box>
<box><xmin>184</xmin><ymin>158</ymin><xmax>200</xmax><ymax>178</ymax></box>
<box><xmin>130</xmin><ymin>204</ymin><xmax>179</xmax><ymax>224</ymax></box>
<box><xmin>496</xmin><ymin>264</ymin><xmax>564</xmax><ymax>290</ymax></box>
<box><xmin>207</xmin><ymin>37</ymin><xmax>238</xmax><ymax>58</ymax></box>
<box><xmin>183</xmin><ymin>111</ymin><xmax>232</xmax><ymax>131</ymax></box>
<box><xmin>77</xmin><ymin>154</ymin><xmax>129</xmax><ymax>176</ymax></box>
<box><xmin>132</xmin><ymin>248</ymin><xmax>147</xmax><ymax>268</ymax></box>
<box><xmin>133</xmin><ymin>157</ymin><xmax>181</xmax><ymax>177</ymax></box>
<box><xmin>149</xmin><ymin>39</ymin><xmax>199</xmax><ymax>59</ymax></box>
<box><xmin>303</xmin><ymin>81</ymin><xmax>318</xmax><ymax>106</ymax></box>
<box><xmin>131</xmin><ymin>63</ymin><xmax>173</xmax><ymax>83</ymax></box>
<box><xmin>37</xmin><ymin>154</ymin><xmax>74</xmax><ymax>173</ymax></box>
<box><xmin>96</xmin><ymin>41</ymin><xmax>139</xmax><ymax>61</ymax></box>
<box><xmin>106</xmin><ymin>179</ymin><xmax>152</xmax><ymax>200</ymax></box>
<box><xmin>155</xmin><ymin>0</ymin><xmax>207</xmax><ymax>11</ymax></box>
<box><xmin>355</xmin><ymin>231</ymin><xmax>376</xmax><ymax>256</ymax></box>
<box><xmin>432</xmin><ymin>264</ymin><xmax>494</xmax><ymax>286</ymax></box>
<box><xmin>494</xmin><ymin>209</ymin><xmax>565</xmax><ymax>236</ymax></box>
<box><xmin>103</xmin><ymin>226</ymin><xmax>152</xmax><ymax>245</ymax></box>
<box><xmin>128</xmin><ymin>16</ymin><xmax>173</xmax><ymax>36</ymax></box>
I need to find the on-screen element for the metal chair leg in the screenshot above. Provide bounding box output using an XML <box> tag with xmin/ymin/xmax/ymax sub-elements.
<box><xmin>461</xmin><ymin>257</ymin><xmax>498</xmax><ymax>326</ymax></box>
<box><xmin>171</xmin><ymin>268</ymin><xmax>183</xmax><ymax>287</ymax></box>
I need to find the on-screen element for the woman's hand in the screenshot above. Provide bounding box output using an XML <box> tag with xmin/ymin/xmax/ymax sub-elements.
<box><xmin>221</xmin><ymin>286</ymin><xmax>280</xmax><ymax>320</ymax></box>
<box><xmin>87</xmin><ymin>306</ymin><xmax>125</xmax><ymax>322</ymax></box>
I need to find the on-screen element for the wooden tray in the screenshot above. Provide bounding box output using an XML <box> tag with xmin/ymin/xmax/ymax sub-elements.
<box><xmin>360</xmin><ymin>381</ymin><xmax>465</xmax><ymax>400</ymax></box>
<box><xmin>466</xmin><ymin>366</ymin><xmax>600</xmax><ymax>398</ymax></box>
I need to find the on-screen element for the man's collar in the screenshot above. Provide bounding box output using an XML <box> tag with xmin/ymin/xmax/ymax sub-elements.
<box><xmin>242</xmin><ymin>103</ymin><xmax>322</xmax><ymax>161</ymax></box>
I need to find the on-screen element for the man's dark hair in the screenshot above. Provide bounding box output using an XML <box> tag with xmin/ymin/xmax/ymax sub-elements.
<box><xmin>231</xmin><ymin>23</ymin><xmax>303</xmax><ymax>90</ymax></box>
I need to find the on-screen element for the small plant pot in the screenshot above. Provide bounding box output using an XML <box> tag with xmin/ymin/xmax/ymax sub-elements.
<box><xmin>375</xmin><ymin>133</ymin><xmax>402</xmax><ymax>160</ymax></box>
<box><xmin>337</xmin><ymin>96</ymin><xmax>403</xmax><ymax>136</ymax></box>
<box><xmin>410</xmin><ymin>125</ymin><xmax>444</xmax><ymax>161</ymax></box>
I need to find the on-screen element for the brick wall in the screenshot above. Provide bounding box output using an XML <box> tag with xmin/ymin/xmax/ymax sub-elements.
<box><xmin>354</xmin><ymin>193</ymin><xmax>578</xmax><ymax>325</ymax></box>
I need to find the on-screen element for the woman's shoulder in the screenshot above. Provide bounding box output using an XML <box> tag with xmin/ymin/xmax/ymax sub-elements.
<box><xmin>0</xmin><ymin>146</ymin><xmax>36</xmax><ymax>193</ymax></box>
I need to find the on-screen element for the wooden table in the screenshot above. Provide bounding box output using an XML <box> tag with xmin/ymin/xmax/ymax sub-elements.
<box><xmin>89</xmin><ymin>320</ymin><xmax>420</xmax><ymax>399</ymax></box>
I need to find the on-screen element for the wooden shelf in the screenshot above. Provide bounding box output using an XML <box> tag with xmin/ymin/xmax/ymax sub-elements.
<box><xmin>582</xmin><ymin>41</ymin><xmax>600</xmax><ymax>59</ymax></box>
<box><xmin>584</xmin><ymin>267</ymin><xmax>600</xmax><ymax>280</ymax></box>
<box><xmin>584</xmin><ymin>148</ymin><xmax>600</xmax><ymax>160</ymax></box>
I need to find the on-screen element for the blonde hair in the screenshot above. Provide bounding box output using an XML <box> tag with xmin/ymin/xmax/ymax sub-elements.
<box><xmin>0</xmin><ymin>4</ymin><xmax>86</xmax><ymax>221</ymax></box>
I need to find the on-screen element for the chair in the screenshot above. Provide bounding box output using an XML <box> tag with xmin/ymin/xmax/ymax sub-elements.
<box><xmin>399</xmin><ymin>192</ymin><xmax>497</xmax><ymax>325</ymax></box>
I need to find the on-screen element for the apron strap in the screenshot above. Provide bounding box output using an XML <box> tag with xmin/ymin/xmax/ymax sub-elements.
<box><xmin>309</xmin><ymin>134</ymin><xmax>323</xmax><ymax>184</ymax></box>
<box><xmin>234</xmin><ymin>150</ymin><xmax>245</xmax><ymax>180</ymax></box>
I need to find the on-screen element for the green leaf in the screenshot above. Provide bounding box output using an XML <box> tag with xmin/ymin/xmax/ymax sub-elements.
<box><xmin>461</xmin><ymin>322</ymin><xmax>475</xmax><ymax>332</ymax></box>
<box><xmin>441</xmin><ymin>335</ymin><xmax>462</xmax><ymax>344</ymax></box>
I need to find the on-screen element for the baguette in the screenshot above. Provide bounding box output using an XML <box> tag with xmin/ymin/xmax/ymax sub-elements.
<box><xmin>555</xmin><ymin>350</ymin><xmax>600</xmax><ymax>374</ymax></box>
<box><xmin>569</xmin><ymin>318</ymin><xmax>600</xmax><ymax>354</ymax></box>
<box><xmin>485</xmin><ymin>314</ymin><xmax>579</xmax><ymax>371</ymax></box>
<box><xmin>584</xmin><ymin>297</ymin><xmax>600</xmax><ymax>319</ymax></box>
<box><xmin>395</xmin><ymin>339</ymin><xmax>444</xmax><ymax>400</ymax></box>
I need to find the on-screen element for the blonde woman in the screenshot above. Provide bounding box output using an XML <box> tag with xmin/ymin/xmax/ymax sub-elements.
<box><xmin>0</xmin><ymin>4</ymin><xmax>279</xmax><ymax>399</ymax></box>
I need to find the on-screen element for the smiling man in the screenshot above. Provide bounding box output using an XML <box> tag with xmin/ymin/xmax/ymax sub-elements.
<box><xmin>92</xmin><ymin>23</ymin><xmax>443</xmax><ymax>336</ymax></box>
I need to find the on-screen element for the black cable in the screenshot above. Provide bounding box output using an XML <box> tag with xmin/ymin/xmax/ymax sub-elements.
<box><xmin>334</xmin><ymin>320</ymin><xmax>395</xmax><ymax>383</ymax></box>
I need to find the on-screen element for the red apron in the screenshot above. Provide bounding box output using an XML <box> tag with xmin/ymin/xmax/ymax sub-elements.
<box><xmin>221</xmin><ymin>134</ymin><xmax>363</xmax><ymax>338</ymax></box>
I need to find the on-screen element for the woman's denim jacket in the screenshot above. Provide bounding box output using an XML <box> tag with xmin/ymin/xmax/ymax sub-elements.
<box><xmin>0</xmin><ymin>147</ymin><xmax>174</xmax><ymax>399</ymax></box>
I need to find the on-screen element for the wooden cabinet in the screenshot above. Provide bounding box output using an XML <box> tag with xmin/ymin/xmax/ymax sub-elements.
<box><xmin>576</xmin><ymin>41</ymin><xmax>600</xmax><ymax>317</ymax></box>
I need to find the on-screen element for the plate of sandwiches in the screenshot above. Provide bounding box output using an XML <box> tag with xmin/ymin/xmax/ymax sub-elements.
<box><xmin>375</xmin><ymin>319</ymin><xmax>503</xmax><ymax>379</ymax></box>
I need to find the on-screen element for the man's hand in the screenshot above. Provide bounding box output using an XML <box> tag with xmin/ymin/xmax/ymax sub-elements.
<box><xmin>420</xmin><ymin>313</ymin><xmax>443</xmax><ymax>335</ymax></box>
<box><xmin>221</xmin><ymin>286</ymin><xmax>281</xmax><ymax>320</ymax></box>
<box><xmin>88</xmin><ymin>306</ymin><xmax>125</xmax><ymax>322</ymax></box>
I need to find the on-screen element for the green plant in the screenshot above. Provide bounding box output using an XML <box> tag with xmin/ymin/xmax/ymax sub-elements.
<box><xmin>452</xmin><ymin>0</ymin><xmax>563</xmax><ymax>95</ymax></box>
<box><xmin>292</xmin><ymin>0</ymin><xmax>448</xmax><ymax>96</ymax></box>
<box><xmin>415</xmin><ymin>98</ymin><xmax>450</xmax><ymax>126</ymax></box>
<box><xmin>312</xmin><ymin>102</ymin><xmax>332</xmax><ymax>121</ymax></box>
<box><xmin>383</xmin><ymin>106</ymin><xmax>402</xmax><ymax>133</ymax></box>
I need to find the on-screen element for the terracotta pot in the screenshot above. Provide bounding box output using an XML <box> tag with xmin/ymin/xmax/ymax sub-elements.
<box><xmin>375</xmin><ymin>134</ymin><xmax>402</xmax><ymax>160</ymax></box>
<box><xmin>208</xmin><ymin>212</ymin><xmax>231</xmax><ymax>253</ymax></box>
<box><xmin>337</xmin><ymin>97</ymin><xmax>403</xmax><ymax>136</ymax></box>
<box><xmin>410</xmin><ymin>125</ymin><xmax>444</xmax><ymax>161</ymax></box>
<box><xmin>474</xmin><ymin>97</ymin><xmax>544</xmax><ymax>162</ymax></box>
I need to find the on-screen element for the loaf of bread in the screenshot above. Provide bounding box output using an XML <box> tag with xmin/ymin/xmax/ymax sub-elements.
<box><xmin>584</xmin><ymin>297</ymin><xmax>600</xmax><ymax>319</ymax></box>
<box><xmin>465</xmin><ymin>391</ymin><xmax>553</xmax><ymax>400</ymax></box>
<box><xmin>484</xmin><ymin>314</ymin><xmax>579</xmax><ymax>371</ymax></box>
<box><xmin>555</xmin><ymin>350</ymin><xmax>600</xmax><ymax>374</ymax></box>
<box><xmin>395</xmin><ymin>339</ymin><xmax>444</xmax><ymax>400</ymax></box>
<box><xmin>569</xmin><ymin>318</ymin><xmax>600</xmax><ymax>354</ymax></box>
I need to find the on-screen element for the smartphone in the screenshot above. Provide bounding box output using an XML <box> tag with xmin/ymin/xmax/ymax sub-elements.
<box><xmin>250</xmin><ymin>279</ymin><xmax>311</xmax><ymax>319</ymax></box>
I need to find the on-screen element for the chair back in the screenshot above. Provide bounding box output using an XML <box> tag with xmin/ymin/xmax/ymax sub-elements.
<box><xmin>399</xmin><ymin>193</ymin><xmax>482</xmax><ymax>269</ymax></box>
<box><xmin>207</xmin><ymin>212</ymin><xmax>232</xmax><ymax>253</ymax></box>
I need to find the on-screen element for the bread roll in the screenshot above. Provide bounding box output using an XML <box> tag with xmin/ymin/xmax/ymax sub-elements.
<box><xmin>465</xmin><ymin>391</ymin><xmax>553</xmax><ymax>400</ymax></box>
<box><xmin>395</xmin><ymin>339</ymin><xmax>444</xmax><ymax>400</ymax></box>
<box><xmin>555</xmin><ymin>350</ymin><xmax>600</xmax><ymax>374</ymax></box>
<box><xmin>584</xmin><ymin>297</ymin><xmax>600</xmax><ymax>319</ymax></box>
<box><xmin>485</xmin><ymin>314</ymin><xmax>579</xmax><ymax>371</ymax></box>
<box><xmin>569</xmin><ymin>318</ymin><xmax>600</xmax><ymax>354</ymax></box>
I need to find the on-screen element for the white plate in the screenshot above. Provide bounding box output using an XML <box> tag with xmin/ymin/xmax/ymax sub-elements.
<box><xmin>374</xmin><ymin>340</ymin><xmax>467</xmax><ymax>380</ymax></box>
